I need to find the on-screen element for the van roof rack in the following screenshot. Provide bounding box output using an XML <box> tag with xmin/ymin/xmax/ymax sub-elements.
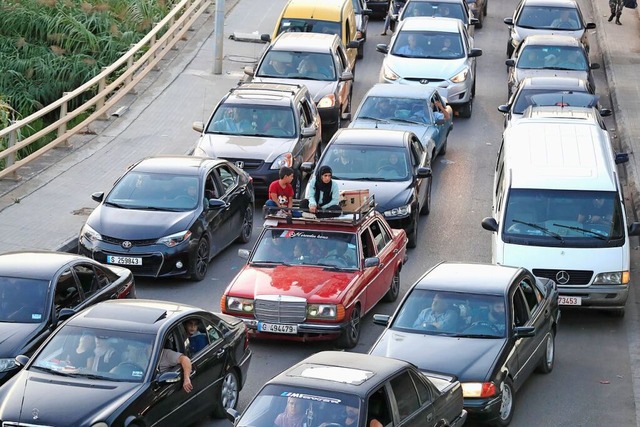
<box><xmin>262</xmin><ymin>195</ymin><xmax>377</xmax><ymax>227</ymax></box>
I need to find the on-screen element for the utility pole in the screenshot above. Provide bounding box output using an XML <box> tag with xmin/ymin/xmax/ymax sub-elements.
<box><xmin>213</xmin><ymin>0</ymin><xmax>225</xmax><ymax>74</ymax></box>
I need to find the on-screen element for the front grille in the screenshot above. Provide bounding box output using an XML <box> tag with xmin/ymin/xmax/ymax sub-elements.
<box><xmin>102</xmin><ymin>235</ymin><xmax>157</xmax><ymax>246</ymax></box>
<box><xmin>255</xmin><ymin>296</ymin><xmax>307</xmax><ymax>323</ymax></box>
<box><xmin>533</xmin><ymin>269</ymin><xmax>593</xmax><ymax>285</ymax></box>
<box><xmin>404</xmin><ymin>77</ymin><xmax>446</xmax><ymax>83</ymax></box>
<box><xmin>221</xmin><ymin>158</ymin><xmax>264</xmax><ymax>170</ymax></box>
<box><xmin>3</xmin><ymin>423</ymin><xmax>55</xmax><ymax>427</ymax></box>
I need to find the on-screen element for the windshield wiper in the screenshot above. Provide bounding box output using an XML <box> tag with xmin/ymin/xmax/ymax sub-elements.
<box><xmin>389</xmin><ymin>117</ymin><xmax>423</xmax><ymax>125</ymax></box>
<box><xmin>104</xmin><ymin>201</ymin><xmax>126</xmax><ymax>208</ymax></box>
<box><xmin>250</xmin><ymin>261</ymin><xmax>279</xmax><ymax>267</ymax></box>
<box><xmin>31</xmin><ymin>366</ymin><xmax>75</xmax><ymax>377</ymax></box>
<box><xmin>357</xmin><ymin>116</ymin><xmax>389</xmax><ymax>123</ymax></box>
<box><xmin>352</xmin><ymin>177</ymin><xmax>390</xmax><ymax>181</ymax></box>
<box><xmin>511</xmin><ymin>219</ymin><xmax>564</xmax><ymax>241</ymax></box>
<box><xmin>552</xmin><ymin>223</ymin><xmax>607</xmax><ymax>240</ymax></box>
<box><xmin>453</xmin><ymin>333</ymin><xmax>501</xmax><ymax>338</ymax></box>
<box><xmin>315</xmin><ymin>262</ymin><xmax>355</xmax><ymax>271</ymax></box>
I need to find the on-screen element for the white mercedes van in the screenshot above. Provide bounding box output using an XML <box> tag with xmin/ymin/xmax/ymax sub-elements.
<box><xmin>481</xmin><ymin>116</ymin><xmax>640</xmax><ymax>316</ymax></box>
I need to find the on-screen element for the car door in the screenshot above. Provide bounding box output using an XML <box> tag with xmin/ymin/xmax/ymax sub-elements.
<box><xmin>509</xmin><ymin>282</ymin><xmax>539</xmax><ymax>391</ymax></box>
<box><xmin>430</xmin><ymin>92</ymin><xmax>450</xmax><ymax>152</ymax></box>
<box><xmin>201</xmin><ymin>169</ymin><xmax>229</xmax><ymax>256</ymax></box>
<box><xmin>298</xmin><ymin>99</ymin><xmax>316</xmax><ymax>163</ymax></box>
<box><xmin>365</xmin><ymin>220</ymin><xmax>397</xmax><ymax>309</ymax></box>
<box><xmin>71</xmin><ymin>262</ymin><xmax>120</xmax><ymax>304</ymax></box>
<box><xmin>335</xmin><ymin>45</ymin><xmax>352</xmax><ymax>118</ymax></box>
<box><xmin>388</xmin><ymin>370</ymin><xmax>437</xmax><ymax>427</ymax></box>
<box><xmin>53</xmin><ymin>268</ymin><xmax>84</xmax><ymax>317</ymax></box>
<box><xmin>516</xmin><ymin>275</ymin><xmax>550</xmax><ymax>380</ymax></box>
<box><xmin>410</xmin><ymin>137</ymin><xmax>429</xmax><ymax>211</ymax></box>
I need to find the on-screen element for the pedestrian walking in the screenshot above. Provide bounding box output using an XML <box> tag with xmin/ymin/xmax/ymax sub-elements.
<box><xmin>608</xmin><ymin>0</ymin><xmax>623</xmax><ymax>25</ymax></box>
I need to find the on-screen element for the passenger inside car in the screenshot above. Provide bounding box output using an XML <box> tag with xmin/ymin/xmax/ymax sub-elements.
<box><xmin>413</xmin><ymin>293</ymin><xmax>460</xmax><ymax>332</ymax></box>
<box><xmin>274</xmin><ymin>396</ymin><xmax>309</xmax><ymax>427</ymax></box>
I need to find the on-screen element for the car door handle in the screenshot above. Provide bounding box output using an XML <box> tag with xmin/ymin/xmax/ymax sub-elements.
<box><xmin>426</xmin><ymin>412</ymin><xmax>434</xmax><ymax>422</ymax></box>
<box><xmin>215</xmin><ymin>349</ymin><xmax>225</xmax><ymax>358</ymax></box>
<box><xmin>379</xmin><ymin>263</ymin><xmax>385</xmax><ymax>269</ymax></box>
<box><xmin>393</xmin><ymin>249</ymin><xmax>399</xmax><ymax>254</ymax></box>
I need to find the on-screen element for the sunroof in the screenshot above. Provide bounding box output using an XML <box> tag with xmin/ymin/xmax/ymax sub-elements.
<box><xmin>290</xmin><ymin>364</ymin><xmax>375</xmax><ymax>385</ymax></box>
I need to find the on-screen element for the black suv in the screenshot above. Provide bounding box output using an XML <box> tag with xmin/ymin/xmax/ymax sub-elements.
<box><xmin>192</xmin><ymin>82</ymin><xmax>322</xmax><ymax>197</ymax></box>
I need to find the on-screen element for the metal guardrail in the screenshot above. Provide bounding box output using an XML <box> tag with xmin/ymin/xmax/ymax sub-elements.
<box><xmin>0</xmin><ymin>0</ymin><xmax>212</xmax><ymax>180</ymax></box>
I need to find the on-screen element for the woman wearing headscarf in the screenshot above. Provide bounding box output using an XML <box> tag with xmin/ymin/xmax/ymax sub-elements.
<box><xmin>300</xmin><ymin>165</ymin><xmax>341</xmax><ymax>218</ymax></box>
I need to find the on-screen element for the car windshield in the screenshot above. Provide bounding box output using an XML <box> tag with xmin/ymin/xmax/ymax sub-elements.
<box><xmin>252</xmin><ymin>230</ymin><xmax>358</xmax><ymax>270</ymax></box>
<box><xmin>256</xmin><ymin>51</ymin><xmax>336</xmax><ymax>81</ymax></box>
<box><xmin>207</xmin><ymin>105</ymin><xmax>296</xmax><ymax>138</ymax></box>
<box><xmin>402</xmin><ymin>1</ymin><xmax>467</xmax><ymax>21</ymax></box>
<box><xmin>517</xmin><ymin>46</ymin><xmax>588</xmax><ymax>71</ymax></box>
<box><xmin>503</xmin><ymin>189</ymin><xmax>625</xmax><ymax>243</ymax></box>
<box><xmin>0</xmin><ymin>277</ymin><xmax>48</xmax><ymax>323</ymax></box>
<box><xmin>277</xmin><ymin>18</ymin><xmax>342</xmax><ymax>38</ymax></box>
<box><xmin>31</xmin><ymin>325</ymin><xmax>155</xmax><ymax>382</ymax></box>
<box><xmin>512</xmin><ymin>89</ymin><xmax>591</xmax><ymax>114</ymax></box>
<box><xmin>236</xmin><ymin>384</ymin><xmax>361</xmax><ymax>427</ymax></box>
<box><xmin>391</xmin><ymin>31</ymin><xmax>464</xmax><ymax>59</ymax></box>
<box><xmin>321</xmin><ymin>145</ymin><xmax>411</xmax><ymax>181</ymax></box>
<box><xmin>517</xmin><ymin>6</ymin><xmax>582</xmax><ymax>30</ymax></box>
<box><xmin>105</xmin><ymin>171</ymin><xmax>201</xmax><ymax>211</ymax></box>
<box><xmin>356</xmin><ymin>96</ymin><xmax>433</xmax><ymax>124</ymax></box>
<box><xmin>391</xmin><ymin>289</ymin><xmax>506</xmax><ymax>337</ymax></box>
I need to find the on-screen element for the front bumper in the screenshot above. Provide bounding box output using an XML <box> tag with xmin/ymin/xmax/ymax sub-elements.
<box><xmin>380</xmin><ymin>78</ymin><xmax>472</xmax><ymax>105</ymax></box>
<box><xmin>237</xmin><ymin>317</ymin><xmax>347</xmax><ymax>342</ymax></box>
<box><xmin>557</xmin><ymin>284</ymin><xmax>628</xmax><ymax>309</ymax></box>
<box><xmin>385</xmin><ymin>213</ymin><xmax>414</xmax><ymax>234</ymax></box>
<box><xmin>78</xmin><ymin>236</ymin><xmax>196</xmax><ymax>278</ymax></box>
<box><xmin>464</xmin><ymin>395</ymin><xmax>503</xmax><ymax>423</ymax></box>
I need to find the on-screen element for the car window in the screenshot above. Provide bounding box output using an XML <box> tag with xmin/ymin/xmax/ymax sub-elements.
<box><xmin>360</xmin><ymin>228</ymin><xmax>376</xmax><ymax>258</ymax></box>
<box><xmin>55</xmin><ymin>269</ymin><xmax>83</xmax><ymax>309</ymax></box>
<box><xmin>278</xmin><ymin>18</ymin><xmax>342</xmax><ymax>38</ymax></box>
<box><xmin>73</xmin><ymin>264</ymin><xmax>111</xmax><ymax>298</ymax></box>
<box><xmin>519</xmin><ymin>277</ymin><xmax>541</xmax><ymax>312</ymax></box>
<box><xmin>512</xmin><ymin>287</ymin><xmax>530</xmax><ymax>326</ymax></box>
<box><xmin>370</xmin><ymin>220</ymin><xmax>391</xmax><ymax>252</ymax></box>
<box><xmin>409</xmin><ymin>370</ymin><xmax>433</xmax><ymax>404</ymax></box>
<box><xmin>336</xmin><ymin>47</ymin><xmax>348</xmax><ymax>73</ymax></box>
<box><xmin>0</xmin><ymin>277</ymin><xmax>48</xmax><ymax>323</ymax></box>
<box><xmin>158</xmin><ymin>327</ymin><xmax>187</xmax><ymax>373</ymax></box>
<box><xmin>216</xmin><ymin>165</ymin><xmax>238</xmax><ymax>194</ymax></box>
<box><xmin>183</xmin><ymin>317</ymin><xmax>212</xmax><ymax>358</ymax></box>
<box><xmin>403</xmin><ymin>1</ymin><xmax>467</xmax><ymax>21</ymax></box>
<box><xmin>411</xmin><ymin>138</ymin><xmax>425</xmax><ymax>166</ymax></box>
<box><xmin>299</xmin><ymin>104</ymin><xmax>310</xmax><ymax>128</ymax></box>
<box><xmin>368</xmin><ymin>387</ymin><xmax>393</xmax><ymax>426</ymax></box>
<box><xmin>390</xmin><ymin>371</ymin><xmax>421</xmax><ymax>420</ymax></box>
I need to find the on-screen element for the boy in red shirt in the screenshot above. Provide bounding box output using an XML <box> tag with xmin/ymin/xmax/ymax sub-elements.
<box><xmin>265</xmin><ymin>167</ymin><xmax>295</xmax><ymax>216</ymax></box>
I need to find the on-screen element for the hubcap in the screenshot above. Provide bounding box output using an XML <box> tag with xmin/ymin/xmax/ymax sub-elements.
<box><xmin>500</xmin><ymin>382</ymin><xmax>513</xmax><ymax>420</ymax></box>
<box><xmin>242</xmin><ymin>208</ymin><xmax>253</xmax><ymax>238</ymax></box>
<box><xmin>348</xmin><ymin>308</ymin><xmax>360</xmax><ymax>340</ymax></box>
<box><xmin>221</xmin><ymin>373</ymin><xmax>238</xmax><ymax>410</ymax></box>
<box><xmin>196</xmin><ymin>240</ymin><xmax>209</xmax><ymax>276</ymax></box>
<box><xmin>546</xmin><ymin>335</ymin><xmax>554</xmax><ymax>367</ymax></box>
<box><xmin>391</xmin><ymin>273</ymin><xmax>399</xmax><ymax>296</ymax></box>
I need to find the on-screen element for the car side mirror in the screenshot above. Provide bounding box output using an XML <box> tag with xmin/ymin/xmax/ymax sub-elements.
<box><xmin>243</xmin><ymin>66</ymin><xmax>255</xmax><ymax>77</ymax></box>
<box><xmin>435</xmin><ymin>118</ymin><xmax>445</xmax><ymax>125</ymax></box>
<box><xmin>157</xmin><ymin>371</ymin><xmax>181</xmax><ymax>384</ymax></box>
<box><xmin>504</xmin><ymin>17</ymin><xmax>514</xmax><ymax>25</ymax></box>
<box><xmin>615</xmin><ymin>152</ymin><xmax>629</xmax><ymax>164</ymax></box>
<box><xmin>340</xmin><ymin>71</ymin><xmax>354</xmax><ymax>82</ymax></box>
<box><xmin>585</xmin><ymin>22</ymin><xmax>596</xmax><ymax>29</ymax></box>
<box><xmin>260</xmin><ymin>33</ymin><xmax>271</xmax><ymax>42</ymax></box>
<box><xmin>469</xmin><ymin>48</ymin><xmax>483</xmax><ymax>58</ymax></box>
<box><xmin>301</xmin><ymin>126</ymin><xmax>317</xmax><ymax>137</ymax></box>
<box><xmin>505</xmin><ymin>59</ymin><xmax>515</xmax><ymax>67</ymax></box>
<box><xmin>498</xmin><ymin>104</ymin><xmax>510</xmax><ymax>114</ymax></box>
<box><xmin>513</xmin><ymin>326</ymin><xmax>535</xmax><ymax>338</ymax></box>
<box><xmin>208</xmin><ymin>199</ymin><xmax>228</xmax><ymax>209</ymax></box>
<box><xmin>628</xmin><ymin>222</ymin><xmax>640</xmax><ymax>236</ymax></box>
<box><xmin>238</xmin><ymin>249</ymin><xmax>250</xmax><ymax>259</ymax></box>
<box><xmin>373</xmin><ymin>314</ymin><xmax>391</xmax><ymax>326</ymax></box>
<box><xmin>347</xmin><ymin>40</ymin><xmax>361</xmax><ymax>49</ymax></box>
<box><xmin>376</xmin><ymin>44</ymin><xmax>389</xmax><ymax>54</ymax></box>
<box><xmin>416</xmin><ymin>167</ymin><xmax>432</xmax><ymax>178</ymax></box>
<box><xmin>192</xmin><ymin>121</ymin><xmax>204</xmax><ymax>133</ymax></box>
<box><xmin>15</xmin><ymin>355</ymin><xmax>29</xmax><ymax>367</ymax></box>
<box><xmin>301</xmin><ymin>162</ymin><xmax>314</xmax><ymax>173</ymax></box>
<box><xmin>599</xmin><ymin>108</ymin><xmax>612</xmax><ymax>117</ymax></box>
<box><xmin>57</xmin><ymin>308</ymin><xmax>76</xmax><ymax>324</ymax></box>
<box><xmin>364</xmin><ymin>257</ymin><xmax>380</xmax><ymax>268</ymax></box>
<box><xmin>481</xmin><ymin>217</ymin><xmax>498</xmax><ymax>232</ymax></box>
<box><xmin>470</xmin><ymin>17</ymin><xmax>479</xmax><ymax>25</ymax></box>
<box><xmin>590</xmin><ymin>63</ymin><xmax>600</xmax><ymax>70</ymax></box>
<box><xmin>363</xmin><ymin>8</ymin><xmax>373</xmax><ymax>16</ymax></box>
<box><xmin>91</xmin><ymin>192</ymin><xmax>104</xmax><ymax>203</ymax></box>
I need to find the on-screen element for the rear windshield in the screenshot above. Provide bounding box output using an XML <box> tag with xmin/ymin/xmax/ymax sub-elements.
<box><xmin>277</xmin><ymin>18</ymin><xmax>342</xmax><ymax>38</ymax></box>
<box><xmin>512</xmin><ymin>89</ymin><xmax>592</xmax><ymax>114</ymax></box>
<box><xmin>402</xmin><ymin>1</ymin><xmax>467</xmax><ymax>21</ymax></box>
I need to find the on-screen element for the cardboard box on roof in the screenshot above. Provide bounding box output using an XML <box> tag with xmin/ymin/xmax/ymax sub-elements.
<box><xmin>339</xmin><ymin>189</ymin><xmax>369</xmax><ymax>212</ymax></box>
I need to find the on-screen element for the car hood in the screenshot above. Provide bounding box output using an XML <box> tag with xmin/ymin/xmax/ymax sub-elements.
<box><xmin>0</xmin><ymin>322</ymin><xmax>43</xmax><ymax>357</ymax></box>
<box><xmin>333</xmin><ymin>179</ymin><xmax>413</xmax><ymax>212</ymax></box>
<box><xmin>370</xmin><ymin>330</ymin><xmax>506</xmax><ymax>382</ymax></box>
<box><xmin>0</xmin><ymin>371</ymin><xmax>140</xmax><ymax>425</ymax></box>
<box><xmin>229</xmin><ymin>266</ymin><xmax>357</xmax><ymax>302</ymax></box>
<box><xmin>252</xmin><ymin>77</ymin><xmax>337</xmax><ymax>102</ymax></box>
<box><xmin>196</xmin><ymin>134</ymin><xmax>298</xmax><ymax>163</ymax></box>
<box><xmin>515</xmin><ymin>69</ymin><xmax>588</xmax><ymax>84</ymax></box>
<box><xmin>88</xmin><ymin>205</ymin><xmax>196</xmax><ymax>240</ymax></box>
<box><xmin>385</xmin><ymin>56</ymin><xmax>466</xmax><ymax>82</ymax></box>
<box><xmin>513</xmin><ymin>27</ymin><xmax>585</xmax><ymax>44</ymax></box>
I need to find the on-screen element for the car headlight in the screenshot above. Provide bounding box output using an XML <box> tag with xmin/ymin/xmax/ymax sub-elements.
<box><xmin>307</xmin><ymin>304</ymin><xmax>338</xmax><ymax>319</ymax></box>
<box><xmin>382</xmin><ymin>65</ymin><xmax>399</xmax><ymax>81</ymax></box>
<box><xmin>91</xmin><ymin>423</ymin><xmax>109</xmax><ymax>427</ymax></box>
<box><xmin>81</xmin><ymin>224</ymin><xmax>102</xmax><ymax>243</ymax></box>
<box><xmin>270</xmin><ymin>152</ymin><xmax>293</xmax><ymax>169</ymax></box>
<box><xmin>225</xmin><ymin>296</ymin><xmax>255</xmax><ymax>313</ymax></box>
<box><xmin>384</xmin><ymin>204</ymin><xmax>411</xmax><ymax>218</ymax></box>
<box><xmin>461</xmin><ymin>382</ymin><xmax>497</xmax><ymax>398</ymax></box>
<box><xmin>317</xmin><ymin>94</ymin><xmax>336</xmax><ymax>109</ymax></box>
<box><xmin>0</xmin><ymin>358</ymin><xmax>18</xmax><ymax>372</ymax></box>
<box><xmin>593</xmin><ymin>271</ymin><xmax>628</xmax><ymax>285</ymax></box>
<box><xmin>451</xmin><ymin>68</ymin><xmax>469</xmax><ymax>83</ymax></box>
<box><xmin>156</xmin><ymin>230</ymin><xmax>192</xmax><ymax>247</ymax></box>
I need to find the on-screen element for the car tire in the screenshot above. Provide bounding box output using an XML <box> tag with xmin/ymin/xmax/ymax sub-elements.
<box><xmin>484</xmin><ymin>0</ymin><xmax>488</xmax><ymax>16</ymax></box>
<box><xmin>236</xmin><ymin>205</ymin><xmax>253</xmax><ymax>243</ymax></box>
<box><xmin>190</xmin><ymin>237</ymin><xmax>210</xmax><ymax>281</ymax></box>
<box><xmin>338</xmin><ymin>305</ymin><xmax>361</xmax><ymax>348</ymax></box>
<box><xmin>383</xmin><ymin>270</ymin><xmax>400</xmax><ymax>302</ymax></box>
<box><xmin>506</xmin><ymin>41</ymin><xmax>514</xmax><ymax>58</ymax></box>
<box><xmin>419</xmin><ymin>178</ymin><xmax>432</xmax><ymax>216</ymax></box>
<box><xmin>212</xmin><ymin>369</ymin><xmax>240</xmax><ymax>419</ymax></box>
<box><xmin>357</xmin><ymin>42</ymin><xmax>364</xmax><ymax>59</ymax></box>
<box><xmin>407</xmin><ymin>213</ymin><xmax>418</xmax><ymax>248</ymax></box>
<box><xmin>476</xmin><ymin>13</ymin><xmax>484</xmax><ymax>29</ymax></box>
<box><xmin>458</xmin><ymin>98</ymin><xmax>473</xmax><ymax>118</ymax></box>
<box><xmin>389</xmin><ymin>17</ymin><xmax>396</xmax><ymax>32</ymax></box>
<box><xmin>495</xmin><ymin>378</ymin><xmax>515</xmax><ymax>426</ymax></box>
<box><xmin>609</xmin><ymin>307</ymin><xmax>625</xmax><ymax>318</ymax></box>
<box><xmin>535</xmin><ymin>330</ymin><xmax>555</xmax><ymax>374</ymax></box>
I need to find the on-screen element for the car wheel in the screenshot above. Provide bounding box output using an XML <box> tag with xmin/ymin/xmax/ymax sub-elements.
<box><xmin>484</xmin><ymin>0</ymin><xmax>488</xmax><ymax>16</ymax></box>
<box><xmin>476</xmin><ymin>13</ymin><xmax>484</xmax><ymax>29</ymax></box>
<box><xmin>506</xmin><ymin>40</ymin><xmax>514</xmax><ymax>58</ymax></box>
<box><xmin>407</xmin><ymin>213</ymin><xmax>418</xmax><ymax>248</ymax></box>
<box><xmin>338</xmin><ymin>305</ymin><xmax>361</xmax><ymax>349</ymax></box>
<box><xmin>293</xmin><ymin>169</ymin><xmax>304</xmax><ymax>199</ymax></box>
<box><xmin>496</xmin><ymin>378</ymin><xmax>515</xmax><ymax>426</ymax></box>
<box><xmin>420</xmin><ymin>178</ymin><xmax>432</xmax><ymax>216</ymax></box>
<box><xmin>535</xmin><ymin>330</ymin><xmax>555</xmax><ymax>374</ymax></box>
<box><xmin>212</xmin><ymin>369</ymin><xmax>240</xmax><ymax>418</ymax></box>
<box><xmin>190</xmin><ymin>237</ymin><xmax>210</xmax><ymax>281</ymax></box>
<box><xmin>608</xmin><ymin>307</ymin><xmax>625</xmax><ymax>318</ymax></box>
<box><xmin>458</xmin><ymin>97</ymin><xmax>473</xmax><ymax>118</ymax></box>
<box><xmin>389</xmin><ymin>17</ymin><xmax>396</xmax><ymax>32</ymax></box>
<box><xmin>383</xmin><ymin>270</ymin><xmax>400</xmax><ymax>302</ymax></box>
<box><xmin>236</xmin><ymin>205</ymin><xmax>253</xmax><ymax>243</ymax></box>
<box><xmin>357</xmin><ymin>42</ymin><xmax>364</xmax><ymax>59</ymax></box>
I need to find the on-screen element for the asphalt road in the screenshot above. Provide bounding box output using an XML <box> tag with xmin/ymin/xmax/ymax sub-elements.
<box><xmin>131</xmin><ymin>0</ymin><xmax>639</xmax><ymax>425</ymax></box>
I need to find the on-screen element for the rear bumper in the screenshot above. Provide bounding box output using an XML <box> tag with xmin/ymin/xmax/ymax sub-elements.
<box><xmin>557</xmin><ymin>284</ymin><xmax>628</xmax><ymax>309</ymax></box>
<box><xmin>464</xmin><ymin>396</ymin><xmax>503</xmax><ymax>423</ymax></box>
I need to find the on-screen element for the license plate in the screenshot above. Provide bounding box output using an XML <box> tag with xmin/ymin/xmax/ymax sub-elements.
<box><xmin>258</xmin><ymin>322</ymin><xmax>298</xmax><ymax>334</ymax></box>
<box><xmin>558</xmin><ymin>296</ymin><xmax>581</xmax><ymax>306</ymax></box>
<box><xmin>107</xmin><ymin>256</ymin><xmax>142</xmax><ymax>266</ymax></box>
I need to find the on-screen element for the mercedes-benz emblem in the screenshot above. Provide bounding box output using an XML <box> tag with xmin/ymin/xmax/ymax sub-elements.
<box><xmin>420</xmin><ymin>79</ymin><xmax>429</xmax><ymax>84</ymax></box>
<box><xmin>555</xmin><ymin>270</ymin><xmax>570</xmax><ymax>285</ymax></box>
<box><xmin>122</xmin><ymin>241</ymin><xmax>132</xmax><ymax>249</ymax></box>
<box><xmin>32</xmin><ymin>408</ymin><xmax>39</xmax><ymax>420</ymax></box>
<box><xmin>235</xmin><ymin>161</ymin><xmax>244</xmax><ymax>169</ymax></box>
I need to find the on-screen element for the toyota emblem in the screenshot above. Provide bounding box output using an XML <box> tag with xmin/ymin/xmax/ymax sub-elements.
<box><xmin>420</xmin><ymin>79</ymin><xmax>429</xmax><ymax>84</ymax></box>
<box><xmin>555</xmin><ymin>270</ymin><xmax>570</xmax><ymax>285</ymax></box>
<box><xmin>235</xmin><ymin>161</ymin><xmax>244</xmax><ymax>169</ymax></box>
<box><xmin>122</xmin><ymin>241</ymin><xmax>132</xmax><ymax>249</ymax></box>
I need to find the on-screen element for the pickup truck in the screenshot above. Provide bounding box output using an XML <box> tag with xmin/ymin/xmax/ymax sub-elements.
<box><xmin>226</xmin><ymin>351</ymin><xmax>466</xmax><ymax>427</ymax></box>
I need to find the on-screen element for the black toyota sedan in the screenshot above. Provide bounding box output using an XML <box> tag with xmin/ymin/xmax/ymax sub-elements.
<box><xmin>302</xmin><ymin>128</ymin><xmax>432</xmax><ymax>248</ymax></box>
<box><xmin>0</xmin><ymin>251</ymin><xmax>135</xmax><ymax>386</ymax></box>
<box><xmin>0</xmin><ymin>299</ymin><xmax>252</xmax><ymax>426</ymax></box>
<box><xmin>369</xmin><ymin>262</ymin><xmax>560</xmax><ymax>426</ymax></box>
<box><xmin>78</xmin><ymin>156</ymin><xmax>255</xmax><ymax>281</ymax></box>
